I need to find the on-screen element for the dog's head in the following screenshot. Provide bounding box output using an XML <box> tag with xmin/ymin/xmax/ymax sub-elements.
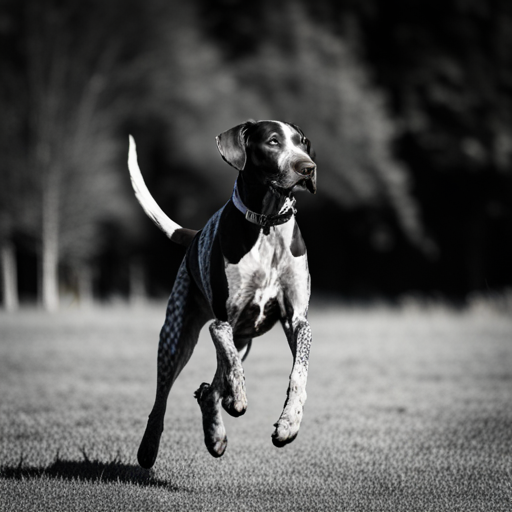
<box><xmin>216</xmin><ymin>120</ymin><xmax>317</xmax><ymax>194</ymax></box>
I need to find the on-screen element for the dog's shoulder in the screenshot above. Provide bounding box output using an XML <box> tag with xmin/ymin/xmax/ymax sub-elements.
<box><xmin>217</xmin><ymin>201</ymin><xmax>261</xmax><ymax>264</ymax></box>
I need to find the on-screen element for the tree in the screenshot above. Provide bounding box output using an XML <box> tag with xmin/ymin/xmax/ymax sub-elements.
<box><xmin>1</xmin><ymin>0</ymin><xmax>146</xmax><ymax>310</ymax></box>
<box><xmin>328</xmin><ymin>0</ymin><xmax>512</xmax><ymax>293</ymax></box>
<box><xmin>0</xmin><ymin>0</ymin><xmax>34</xmax><ymax>310</ymax></box>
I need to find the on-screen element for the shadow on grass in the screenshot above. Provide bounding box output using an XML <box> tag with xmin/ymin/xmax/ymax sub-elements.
<box><xmin>0</xmin><ymin>452</ymin><xmax>176</xmax><ymax>490</ymax></box>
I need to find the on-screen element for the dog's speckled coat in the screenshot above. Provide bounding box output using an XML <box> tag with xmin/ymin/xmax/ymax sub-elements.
<box><xmin>128</xmin><ymin>120</ymin><xmax>317</xmax><ymax>468</ymax></box>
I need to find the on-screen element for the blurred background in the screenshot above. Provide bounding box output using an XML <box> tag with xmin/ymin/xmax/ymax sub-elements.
<box><xmin>0</xmin><ymin>0</ymin><xmax>511</xmax><ymax>311</ymax></box>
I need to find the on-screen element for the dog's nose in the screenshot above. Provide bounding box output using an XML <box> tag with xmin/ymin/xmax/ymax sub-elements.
<box><xmin>295</xmin><ymin>161</ymin><xmax>317</xmax><ymax>177</ymax></box>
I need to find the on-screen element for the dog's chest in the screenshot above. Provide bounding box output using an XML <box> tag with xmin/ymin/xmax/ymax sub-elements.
<box><xmin>224</xmin><ymin>221</ymin><xmax>308</xmax><ymax>336</ymax></box>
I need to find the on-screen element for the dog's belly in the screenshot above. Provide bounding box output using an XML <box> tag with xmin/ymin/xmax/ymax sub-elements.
<box><xmin>233</xmin><ymin>297</ymin><xmax>281</xmax><ymax>337</ymax></box>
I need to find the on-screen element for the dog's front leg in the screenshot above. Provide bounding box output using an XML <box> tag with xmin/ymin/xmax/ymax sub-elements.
<box><xmin>272</xmin><ymin>318</ymin><xmax>312</xmax><ymax>447</ymax></box>
<box><xmin>195</xmin><ymin>320</ymin><xmax>247</xmax><ymax>457</ymax></box>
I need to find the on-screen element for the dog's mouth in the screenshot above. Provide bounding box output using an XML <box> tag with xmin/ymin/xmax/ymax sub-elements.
<box><xmin>292</xmin><ymin>175</ymin><xmax>317</xmax><ymax>194</ymax></box>
<box><xmin>303</xmin><ymin>174</ymin><xmax>317</xmax><ymax>194</ymax></box>
<box><xmin>271</xmin><ymin>159</ymin><xmax>317</xmax><ymax>194</ymax></box>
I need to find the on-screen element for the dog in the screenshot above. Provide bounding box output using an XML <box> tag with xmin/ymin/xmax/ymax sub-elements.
<box><xmin>128</xmin><ymin>120</ymin><xmax>317</xmax><ymax>468</ymax></box>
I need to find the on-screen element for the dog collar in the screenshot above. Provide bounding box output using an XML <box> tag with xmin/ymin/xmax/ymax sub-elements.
<box><xmin>231</xmin><ymin>180</ymin><xmax>296</xmax><ymax>229</ymax></box>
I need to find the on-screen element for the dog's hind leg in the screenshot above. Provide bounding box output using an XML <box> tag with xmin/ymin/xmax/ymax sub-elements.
<box><xmin>195</xmin><ymin>321</ymin><xmax>247</xmax><ymax>457</ymax></box>
<box><xmin>137</xmin><ymin>260</ymin><xmax>211</xmax><ymax>469</ymax></box>
<box><xmin>272</xmin><ymin>317</ymin><xmax>312</xmax><ymax>447</ymax></box>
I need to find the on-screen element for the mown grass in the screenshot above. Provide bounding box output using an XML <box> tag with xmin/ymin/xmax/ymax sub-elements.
<box><xmin>1</xmin><ymin>302</ymin><xmax>511</xmax><ymax>511</ymax></box>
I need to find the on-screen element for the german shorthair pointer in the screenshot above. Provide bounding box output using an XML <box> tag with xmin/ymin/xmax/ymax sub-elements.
<box><xmin>128</xmin><ymin>120</ymin><xmax>317</xmax><ymax>468</ymax></box>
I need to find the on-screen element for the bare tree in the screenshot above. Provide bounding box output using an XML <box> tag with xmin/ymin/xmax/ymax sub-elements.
<box><xmin>0</xmin><ymin>0</ymin><xmax>144</xmax><ymax>310</ymax></box>
<box><xmin>0</xmin><ymin>18</ymin><xmax>33</xmax><ymax>311</ymax></box>
<box><xmin>0</xmin><ymin>0</ymin><xmax>147</xmax><ymax>310</ymax></box>
<box><xmin>0</xmin><ymin>122</ymin><xmax>21</xmax><ymax>311</ymax></box>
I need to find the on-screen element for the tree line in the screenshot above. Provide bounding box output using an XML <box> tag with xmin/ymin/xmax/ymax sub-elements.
<box><xmin>1</xmin><ymin>0</ymin><xmax>510</xmax><ymax>310</ymax></box>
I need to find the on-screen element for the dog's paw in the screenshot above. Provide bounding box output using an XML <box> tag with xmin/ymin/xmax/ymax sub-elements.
<box><xmin>205</xmin><ymin>430</ymin><xmax>228</xmax><ymax>458</ymax></box>
<box><xmin>195</xmin><ymin>382</ymin><xmax>229</xmax><ymax>457</ymax></box>
<box><xmin>271</xmin><ymin>411</ymin><xmax>301</xmax><ymax>447</ymax></box>
<box><xmin>222</xmin><ymin>369</ymin><xmax>247</xmax><ymax>417</ymax></box>
<box><xmin>203</xmin><ymin>414</ymin><xmax>228</xmax><ymax>457</ymax></box>
<box><xmin>222</xmin><ymin>394</ymin><xmax>247</xmax><ymax>417</ymax></box>
<box><xmin>137</xmin><ymin>422</ymin><xmax>163</xmax><ymax>469</ymax></box>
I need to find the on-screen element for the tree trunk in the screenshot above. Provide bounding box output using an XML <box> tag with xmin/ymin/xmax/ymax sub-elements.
<box><xmin>41</xmin><ymin>226</ymin><xmax>59</xmax><ymax>311</ymax></box>
<box><xmin>1</xmin><ymin>241</ymin><xmax>19</xmax><ymax>311</ymax></box>
<box><xmin>41</xmin><ymin>169</ymin><xmax>60</xmax><ymax>312</ymax></box>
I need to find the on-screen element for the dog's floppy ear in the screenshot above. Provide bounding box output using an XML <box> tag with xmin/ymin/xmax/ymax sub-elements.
<box><xmin>216</xmin><ymin>121</ymin><xmax>253</xmax><ymax>171</ymax></box>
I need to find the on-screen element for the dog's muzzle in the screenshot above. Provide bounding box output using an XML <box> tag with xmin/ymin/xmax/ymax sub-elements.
<box><xmin>294</xmin><ymin>160</ymin><xmax>317</xmax><ymax>194</ymax></box>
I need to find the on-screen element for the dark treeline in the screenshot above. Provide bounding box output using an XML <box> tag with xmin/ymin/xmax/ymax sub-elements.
<box><xmin>0</xmin><ymin>0</ymin><xmax>510</xmax><ymax>309</ymax></box>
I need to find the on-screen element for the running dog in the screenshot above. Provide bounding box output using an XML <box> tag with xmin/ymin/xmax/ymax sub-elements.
<box><xmin>128</xmin><ymin>120</ymin><xmax>317</xmax><ymax>468</ymax></box>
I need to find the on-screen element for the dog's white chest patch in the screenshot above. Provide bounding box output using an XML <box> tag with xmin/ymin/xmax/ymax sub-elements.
<box><xmin>224</xmin><ymin>220</ymin><xmax>309</xmax><ymax>333</ymax></box>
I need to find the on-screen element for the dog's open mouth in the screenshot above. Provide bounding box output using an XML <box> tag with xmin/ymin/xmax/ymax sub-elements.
<box><xmin>293</xmin><ymin>176</ymin><xmax>317</xmax><ymax>194</ymax></box>
<box><xmin>305</xmin><ymin>175</ymin><xmax>317</xmax><ymax>194</ymax></box>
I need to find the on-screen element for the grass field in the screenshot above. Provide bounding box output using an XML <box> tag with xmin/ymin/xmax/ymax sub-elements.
<box><xmin>1</xmin><ymin>301</ymin><xmax>511</xmax><ymax>511</ymax></box>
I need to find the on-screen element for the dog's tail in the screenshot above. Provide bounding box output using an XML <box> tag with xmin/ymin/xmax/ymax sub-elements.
<box><xmin>128</xmin><ymin>136</ymin><xmax>198</xmax><ymax>247</ymax></box>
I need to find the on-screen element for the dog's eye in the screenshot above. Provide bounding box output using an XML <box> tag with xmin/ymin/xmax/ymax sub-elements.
<box><xmin>302</xmin><ymin>137</ymin><xmax>311</xmax><ymax>154</ymax></box>
<box><xmin>268</xmin><ymin>138</ymin><xmax>279</xmax><ymax>146</ymax></box>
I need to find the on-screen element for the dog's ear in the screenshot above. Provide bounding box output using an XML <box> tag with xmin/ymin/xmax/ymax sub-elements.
<box><xmin>216</xmin><ymin>121</ymin><xmax>253</xmax><ymax>171</ymax></box>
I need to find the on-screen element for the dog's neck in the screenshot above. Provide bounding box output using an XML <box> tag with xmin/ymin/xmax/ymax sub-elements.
<box><xmin>235</xmin><ymin>173</ymin><xmax>293</xmax><ymax>218</ymax></box>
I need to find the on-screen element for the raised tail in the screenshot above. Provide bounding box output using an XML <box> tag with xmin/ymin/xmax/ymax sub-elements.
<box><xmin>128</xmin><ymin>135</ymin><xmax>198</xmax><ymax>247</ymax></box>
